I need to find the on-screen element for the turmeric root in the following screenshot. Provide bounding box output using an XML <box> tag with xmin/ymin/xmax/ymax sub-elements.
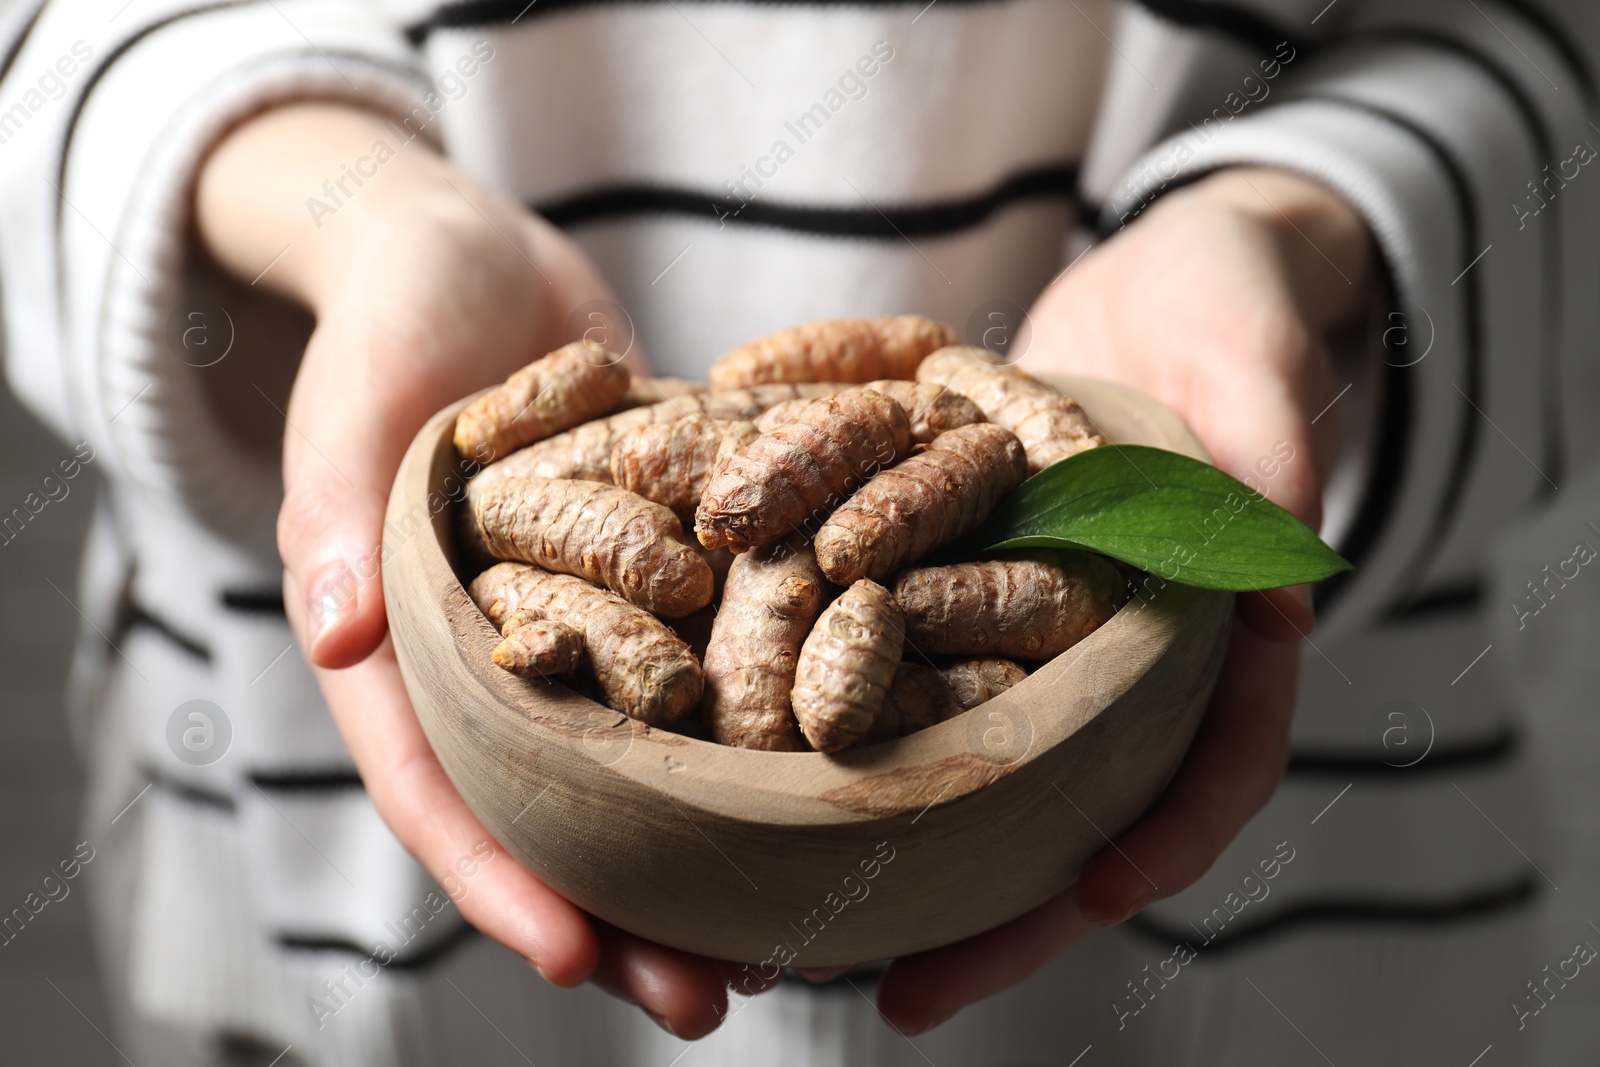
<box><xmin>866</xmin><ymin>658</ymin><xmax>1028</xmax><ymax>744</ymax></box>
<box><xmin>791</xmin><ymin>578</ymin><xmax>904</xmax><ymax>753</ymax></box>
<box><xmin>481</xmin><ymin>383</ymin><xmax>839</xmax><ymax>484</ymax></box>
<box><xmin>696</xmin><ymin>390</ymin><xmax>912</xmax><ymax>552</ymax></box>
<box><xmin>893</xmin><ymin>551</ymin><xmax>1126</xmax><ymax>659</ymax></box>
<box><xmin>492</xmin><ymin>611</ymin><xmax>584</xmax><ymax>677</ymax></box>
<box><xmin>619</xmin><ymin>376</ymin><xmax>708</xmax><ymax>410</ymax></box>
<box><xmin>942</xmin><ymin>658</ymin><xmax>1029</xmax><ymax>710</ymax></box>
<box><xmin>463</xmin><ymin>475</ymin><xmax>712</xmax><ymax>618</ymax></box>
<box><xmin>859</xmin><ymin>380</ymin><xmax>985</xmax><ymax>443</ymax></box>
<box><xmin>916</xmin><ymin>347</ymin><xmax>1105</xmax><ymax>472</ymax></box>
<box><xmin>710</xmin><ymin>316</ymin><xmax>958</xmax><ymax>392</ymax></box>
<box><xmin>755</xmin><ymin>380</ymin><xmax>983</xmax><ymax>445</ymax></box>
<box><xmin>868</xmin><ymin>663</ymin><xmax>959</xmax><ymax>744</ymax></box>
<box><xmin>750</xmin><ymin>397</ymin><xmax>813</xmax><ymax>434</ymax></box>
<box><xmin>470</xmin><ymin>563</ymin><xmax>703</xmax><ymax>725</ymax></box>
<box><xmin>609</xmin><ymin>415</ymin><xmax>760</xmax><ymax>521</ymax></box>
<box><xmin>453</xmin><ymin>341</ymin><xmax>630</xmax><ymax>461</ymax></box>
<box><xmin>700</xmin><ymin>540</ymin><xmax>830</xmax><ymax>750</ymax></box>
<box><xmin>814</xmin><ymin>423</ymin><xmax>1027</xmax><ymax>584</ymax></box>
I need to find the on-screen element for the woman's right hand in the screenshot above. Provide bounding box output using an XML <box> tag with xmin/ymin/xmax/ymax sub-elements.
<box><xmin>196</xmin><ymin>102</ymin><xmax>748</xmax><ymax>1038</ymax></box>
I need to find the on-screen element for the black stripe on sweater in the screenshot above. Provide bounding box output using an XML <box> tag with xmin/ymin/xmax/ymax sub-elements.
<box><xmin>406</xmin><ymin>0</ymin><xmax>1013</xmax><ymax>44</ymax></box>
<box><xmin>1359</xmin><ymin>26</ymin><xmax>1565</xmax><ymax>495</ymax></box>
<box><xmin>1313</xmin><ymin>274</ymin><xmax>1414</xmax><ymax>616</ymax></box>
<box><xmin>1289</xmin><ymin>92</ymin><xmax>1485</xmax><ymax>620</ymax></box>
<box><xmin>276</xmin><ymin>920</ymin><xmax>480</xmax><ymax>970</ymax></box>
<box><xmin>52</xmin><ymin>0</ymin><xmax>263</xmax><ymax>316</ymax></box>
<box><xmin>408</xmin><ymin>0</ymin><xmax>1306</xmax><ymax>56</ymax></box>
<box><xmin>1497</xmin><ymin>0</ymin><xmax>1598</xmax><ymax>103</ymax></box>
<box><xmin>249</xmin><ymin>768</ymin><xmax>365</xmax><ymax>791</ymax></box>
<box><xmin>1125</xmin><ymin>871</ymin><xmax>1541</xmax><ymax>957</ymax></box>
<box><xmin>1123</xmin><ymin>0</ymin><xmax>1304</xmax><ymax>58</ymax></box>
<box><xmin>0</xmin><ymin>0</ymin><xmax>48</xmax><ymax>85</ymax></box>
<box><xmin>1286</xmin><ymin>724</ymin><xmax>1519</xmax><ymax>778</ymax></box>
<box><xmin>534</xmin><ymin>163</ymin><xmax>1079</xmax><ymax>239</ymax></box>
<box><xmin>53</xmin><ymin>16</ymin><xmax>429</xmax><ymax>263</ymax></box>
<box><xmin>1380</xmin><ymin>579</ymin><xmax>1483</xmax><ymax>624</ymax></box>
<box><xmin>125</xmin><ymin>601</ymin><xmax>212</xmax><ymax>663</ymax></box>
<box><xmin>1322</xmin><ymin>24</ymin><xmax>1569</xmax><ymax>613</ymax></box>
<box><xmin>141</xmin><ymin>764</ymin><xmax>238</xmax><ymax>812</ymax></box>
<box><xmin>221</xmin><ymin>588</ymin><xmax>287</xmax><ymax>615</ymax></box>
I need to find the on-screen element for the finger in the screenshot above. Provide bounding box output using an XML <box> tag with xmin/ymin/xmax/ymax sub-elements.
<box><xmin>314</xmin><ymin>639</ymin><xmax>601</xmax><ymax>985</ymax></box>
<box><xmin>876</xmin><ymin>887</ymin><xmax>1091</xmax><ymax>1035</ymax></box>
<box><xmin>590</xmin><ymin>923</ymin><xmax>729</xmax><ymax>1040</ymax></box>
<box><xmin>792</xmin><ymin>965</ymin><xmax>851</xmax><ymax>984</ymax></box>
<box><xmin>276</xmin><ymin>317</ymin><xmax>441</xmax><ymax>670</ymax></box>
<box><xmin>712</xmin><ymin>958</ymin><xmax>785</xmax><ymax>998</ymax></box>
<box><xmin>1073</xmin><ymin>621</ymin><xmax>1299</xmax><ymax>926</ymax></box>
<box><xmin>1236</xmin><ymin>585</ymin><xmax>1314</xmax><ymax>643</ymax></box>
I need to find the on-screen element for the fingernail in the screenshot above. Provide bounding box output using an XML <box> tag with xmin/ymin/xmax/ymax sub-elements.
<box><xmin>1083</xmin><ymin>894</ymin><xmax>1148</xmax><ymax>928</ymax></box>
<box><xmin>307</xmin><ymin>562</ymin><xmax>358</xmax><ymax>645</ymax></box>
<box><xmin>526</xmin><ymin>957</ymin><xmax>550</xmax><ymax>982</ymax></box>
<box><xmin>648</xmin><ymin>1011</ymin><xmax>680</xmax><ymax>1038</ymax></box>
<box><xmin>793</xmin><ymin>965</ymin><xmax>850</xmax><ymax>984</ymax></box>
<box><xmin>904</xmin><ymin>1007</ymin><xmax>957</xmax><ymax>1035</ymax></box>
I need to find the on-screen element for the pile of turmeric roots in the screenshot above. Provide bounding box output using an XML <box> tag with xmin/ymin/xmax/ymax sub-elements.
<box><xmin>455</xmin><ymin>316</ymin><xmax>1128</xmax><ymax>753</ymax></box>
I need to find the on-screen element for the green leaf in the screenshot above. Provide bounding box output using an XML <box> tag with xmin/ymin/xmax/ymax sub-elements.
<box><xmin>969</xmin><ymin>444</ymin><xmax>1352</xmax><ymax>592</ymax></box>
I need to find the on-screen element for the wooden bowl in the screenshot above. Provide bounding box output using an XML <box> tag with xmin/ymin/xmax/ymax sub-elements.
<box><xmin>384</xmin><ymin>377</ymin><xmax>1232</xmax><ymax>966</ymax></box>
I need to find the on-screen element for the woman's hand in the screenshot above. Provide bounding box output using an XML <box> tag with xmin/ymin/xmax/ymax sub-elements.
<box><xmin>197</xmin><ymin>102</ymin><xmax>741</xmax><ymax>1038</ymax></box>
<box><xmin>874</xmin><ymin>167</ymin><xmax>1377</xmax><ymax>1032</ymax></box>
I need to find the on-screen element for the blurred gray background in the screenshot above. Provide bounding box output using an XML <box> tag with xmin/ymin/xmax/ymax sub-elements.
<box><xmin>0</xmin><ymin>382</ymin><xmax>113</xmax><ymax>1064</ymax></box>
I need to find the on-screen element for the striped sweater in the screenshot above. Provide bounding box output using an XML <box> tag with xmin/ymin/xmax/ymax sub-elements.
<box><xmin>2</xmin><ymin>0</ymin><xmax>1598</xmax><ymax>1063</ymax></box>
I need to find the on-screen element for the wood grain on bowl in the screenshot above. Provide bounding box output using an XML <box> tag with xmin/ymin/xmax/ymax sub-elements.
<box><xmin>383</xmin><ymin>376</ymin><xmax>1233</xmax><ymax>966</ymax></box>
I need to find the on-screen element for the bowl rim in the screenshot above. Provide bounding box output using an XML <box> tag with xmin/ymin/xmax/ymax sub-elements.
<box><xmin>386</xmin><ymin>374</ymin><xmax>1228</xmax><ymax>829</ymax></box>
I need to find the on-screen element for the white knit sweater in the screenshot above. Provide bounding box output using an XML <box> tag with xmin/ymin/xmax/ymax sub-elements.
<box><xmin>2</xmin><ymin>0</ymin><xmax>1598</xmax><ymax>1063</ymax></box>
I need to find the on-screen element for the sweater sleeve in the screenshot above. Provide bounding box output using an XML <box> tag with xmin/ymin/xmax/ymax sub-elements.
<box><xmin>0</xmin><ymin>0</ymin><xmax>428</xmax><ymax>550</ymax></box>
<box><xmin>1083</xmin><ymin>0</ymin><xmax>1600</xmax><ymax>643</ymax></box>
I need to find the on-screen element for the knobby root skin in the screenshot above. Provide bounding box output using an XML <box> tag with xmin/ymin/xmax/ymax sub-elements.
<box><xmin>942</xmin><ymin>658</ymin><xmax>1029</xmax><ymax>711</ymax></box>
<box><xmin>916</xmin><ymin>346</ymin><xmax>1106</xmax><ymax>472</ymax></box>
<box><xmin>869</xmin><ymin>663</ymin><xmax>959</xmax><ymax>744</ymax></box>
<box><xmin>755</xmin><ymin>381</ymin><xmax>985</xmax><ymax>445</ymax></box>
<box><xmin>700</xmin><ymin>541</ymin><xmax>830</xmax><ymax>751</ymax></box>
<box><xmin>464</xmin><ymin>474</ymin><xmax>712</xmax><ymax>618</ymax></box>
<box><xmin>480</xmin><ymin>383</ymin><xmax>841</xmax><ymax>485</ymax></box>
<box><xmin>453</xmin><ymin>342</ymin><xmax>630</xmax><ymax>461</ymax></box>
<box><xmin>492</xmin><ymin>611</ymin><xmax>584</xmax><ymax>677</ymax></box>
<box><xmin>752</xmin><ymin>397</ymin><xmax>817</xmax><ymax>435</ymax></box>
<box><xmin>619</xmin><ymin>376</ymin><xmax>708</xmax><ymax>410</ymax></box>
<box><xmin>857</xmin><ymin>380</ymin><xmax>986</xmax><ymax>443</ymax></box>
<box><xmin>814</xmin><ymin>423</ymin><xmax>1028</xmax><ymax>584</ymax></box>
<box><xmin>695</xmin><ymin>390</ymin><xmax>913</xmax><ymax>552</ymax></box>
<box><xmin>866</xmin><ymin>657</ymin><xmax>1029</xmax><ymax>744</ymax></box>
<box><xmin>894</xmin><ymin>551</ymin><xmax>1125</xmax><ymax>660</ymax></box>
<box><xmin>710</xmin><ymin>316</ymin><xmax>959</xmax><ymax>392</ymax></box>
<box><xmin>610</xmin><ymin>415</ymin><xmax>759</xmax><ymax>522</ymax></box>
<box><xmin>470</xmin><ymin>563</ymin><xmax>703</xmax><ymax>725</ymax></box>
<box><xmin>791</xmin><ymin>578</ymin><xmax>904</xmax><ymax>753</ymax></box>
